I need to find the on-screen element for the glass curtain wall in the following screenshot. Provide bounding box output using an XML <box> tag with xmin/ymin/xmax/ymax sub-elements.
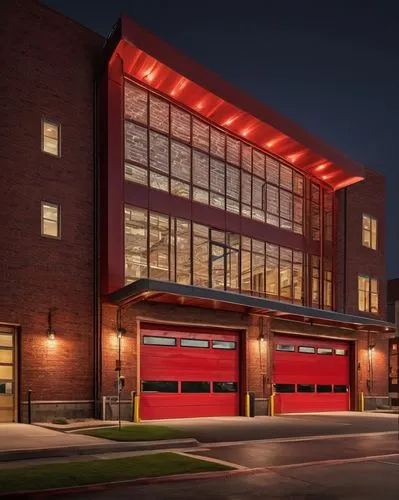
<box><xmin>124</xmin><ymin>80</ymin><xmax>306</xmax><ymax>235</ymax></box>
<box><xmin>125</xmin><ymin>205</ymin><xmax>308</xmax><ymax>305</ymax></box>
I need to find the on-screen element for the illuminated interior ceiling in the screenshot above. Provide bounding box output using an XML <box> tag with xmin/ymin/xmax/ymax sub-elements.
<box><xmin>109</xmin><ymin>17</ymin><xmax>365</xmax><ymax>191</ymax></box>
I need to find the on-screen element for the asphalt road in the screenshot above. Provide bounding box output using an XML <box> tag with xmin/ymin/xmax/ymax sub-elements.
<box><xmin>153</xmin><ymin>413</ymin><xmax>399</xmax><ymax>443</ymax></box>
<box><xmin>61</xmin><ymin>432</ymin><xmax>399</xmax><ymax>500</ymax></box>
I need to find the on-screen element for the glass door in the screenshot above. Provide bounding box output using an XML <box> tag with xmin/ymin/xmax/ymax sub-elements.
<box><xmin>0</xmin><ymin>327</ymin><xmax>15</xmax><ymax>423</ymax></box>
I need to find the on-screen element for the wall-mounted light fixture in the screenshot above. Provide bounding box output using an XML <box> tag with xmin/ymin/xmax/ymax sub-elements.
<box><xmin>368</xmin><ymin>343</ymin><xmax>376</xmax><ymax>353</ymax></box>
<box><xmin>258</xmin><ymin>332</ymin><xmax>265</xmax><ymax>342</ymax></box>
<box><xmin>47</xmin><ymin>307</ymin><xmax>57</xmax><ymax>340</ymax></box>
<box><xmin>117</xmin><ymin>327</ymin><xmax>126</xmax><ymax>339</ymax></box>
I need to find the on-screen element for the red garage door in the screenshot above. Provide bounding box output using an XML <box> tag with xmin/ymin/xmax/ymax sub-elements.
<box><xmin>140</xmin><ymin>324</ymin><xmax>240</xmax><ymax>420</ymax></box>
<box><xmin>273</xmin><ymin>334</ymin><xmax>350</xmax><ymax>413</ymax></box>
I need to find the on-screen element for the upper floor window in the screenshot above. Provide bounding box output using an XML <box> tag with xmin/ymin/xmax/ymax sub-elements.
<box><xmin>358</xmin><ymin>275</ymin><xmax>378</xmax><ymax>314</ymax></box>
<box><xmin>362</xmin><ymin>214</ymin><xmax>377</xmax><ymax>250</ymax></box>
<box><xmin>42</xmin><ymin>119</ymin><xmax>61</xmax><ymax>157</ymax></box>
<box><xmin>123</xmin><ymin>80</ymin><xmax>306</xmax><ymax>236</ymax></box>
<box><xmin>41</xmin><ymin>202</ymin><xmax>60</xmax><ymax>239</ymax></box>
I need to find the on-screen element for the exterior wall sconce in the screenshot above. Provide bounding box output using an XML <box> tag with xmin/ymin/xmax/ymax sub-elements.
<box><xmin>368</xmin><ymin>344</ymin><xmax>376</xmax><ymax>354</ymax></box>
<box><xmin>117</xmin><ymin>327</ymin><xmax>126</xmax><ymax>339</ymax></box>
<box><xmin>258</xmin><ymin>332</ymin><xmax>265</xmax><ymax>342</ymax></box>
<box><xmin>47</xmin><ymin>307</ymin><xmax>57</xmax><ymax>340</ymax></box>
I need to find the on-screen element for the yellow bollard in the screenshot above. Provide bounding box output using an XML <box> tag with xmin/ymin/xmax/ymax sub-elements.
<box><xmin>269</xmin><ymin>393</ymin><xmax>275</xmax><ymax>417</ymax></box>
<box><xmin>359</xmin><ymin>391</ymin><xmax>364</xmax><ymax>413</ymax></box>
<box><xmin>245</xmin><ymin>392</ymin><xmax>251</xmax><ymax>417</ymax></box>
<box><xmin>133</xmin><ymin>393</ymin><xmax>141</xmax><ymax>423</ymax></box>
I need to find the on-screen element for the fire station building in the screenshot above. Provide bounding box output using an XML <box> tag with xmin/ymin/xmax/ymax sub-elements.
<box><xmin>0</xmin><ymin>0</ymin><xmax>395</xmax><ymax>422</ymax></box>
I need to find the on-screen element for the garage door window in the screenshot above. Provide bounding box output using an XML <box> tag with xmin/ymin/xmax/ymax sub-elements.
<box><xmin>275</xmin><ymin>384</ymin><xmax>295</xmax><ymax>393</ymax></box>
<box><xmin>143</xmin><ymin>336</ymin><xmax>176</xmax><ymax>346</ymax></box>
<box><xmin>335</xmin><ymin>349</ymin><xmax>347</xmax><ymax>356</ymax></box>
<box><xmin>181</xmin><ymin>381</ymin><xmax>210</xmax><ymax>393</ymax></box>
<box><xmin>181</xmin><ymin>339</ymin><xmax>209</xmax><ymax>348</ymax></box>
<box><xmin>297</xmin><ymin>384</ymin><xmax>315</xmax><ymax>393</ymax></box>
<box><xmin>212</xmin><ymin>340</ymin><xmax>236</xmax><ymax>350</ymax></box>
<box><xmin>213</xmin><ymin>382</ymin><xmax>238</xmax><ymax>393</ymax></box>
<box><xmin>317</xmin><ymin>347</ymin><xmax>333</xmax><ymax>355</ymax></box>
<box><xmin>276</xmin><ymin>344</ymin><xmax>295</xmax><ymax>352</ymax></box>
<box><xmin>142</xmin><ymin>381</ymin><xmax>178</xmax><ymax>392</ymax></box>
<box><xmin>317</xmin><ymin>384</ymin><xmax>332</xmax><ymax>393</ymax></box>
<box><xmin>298</xmin><ymin>346</ymin><xmax>315</xmax><ymax>354</ymax></box>
<box><xmin>334</xmin><ymin>385</ymin><xmax>347</xmax><ymax>393</ymax></box>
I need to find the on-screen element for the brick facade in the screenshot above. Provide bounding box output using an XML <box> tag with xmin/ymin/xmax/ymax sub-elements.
<box><xmin>0</xmin><ymin>0</ymin><xmax>392</xmax><ymax>422</ymax></box>
<box><xmin>0</xmin><ymin>0</ymin><xmax>103</xmax><ymax>419</ymax></box>
<box><xmin>336</xmin><ymin>168</ymin><xmax>386</xmax><ymax>319</ymax></box>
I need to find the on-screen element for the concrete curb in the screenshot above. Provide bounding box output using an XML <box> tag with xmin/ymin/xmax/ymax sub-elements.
<box><xmin>0</xmin><ymin>438</ymin><xmax>199</xmax><ymax>462</ymax></box>
<box><xmin>0</xmin><ymin>468</ymin><xmax>263</xmax><ymax>498</ymax></box>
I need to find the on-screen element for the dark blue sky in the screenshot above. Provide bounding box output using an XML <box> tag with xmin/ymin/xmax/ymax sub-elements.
<box><xmin>45</xmin><ymin>0</ymin><xmax>399</xmax><ymax>278</ymax></box>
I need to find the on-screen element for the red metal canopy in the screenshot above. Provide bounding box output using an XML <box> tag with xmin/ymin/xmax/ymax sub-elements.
<box><xmin>107</xmin><ymin>16</ymin><xmax>364</xmax><ymax>190</ymax></box>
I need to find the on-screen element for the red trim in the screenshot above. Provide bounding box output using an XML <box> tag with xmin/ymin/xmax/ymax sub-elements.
<box><xmin>105</xmin><ymin>18</ymin><xmax>365</xmax><ymax>190</ymax></box>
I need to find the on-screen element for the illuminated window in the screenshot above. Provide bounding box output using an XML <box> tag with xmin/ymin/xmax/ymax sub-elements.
<box><xmin>311</xmin><ymin>183</ymin><xmax>320</xmax><ymax>241</ymax></box>
<box><xmin>311</xmin><ymin>256</ymin><xmax>320</xmax><ymax>308</ymax></box>
<box><xmin>41</xmin><ymin>202</ymin><xmax>60</xmax><ymax>238</ymax></box>
<box><xmin>358</xmin><ymin>275</ymin><xmax>378</xmax><ymax>313</ymax></box>
<box><xmin>323</xmin><ymin>259</ymin><xmax>333</xmax><ymax>310</ymax></box>
<box><xmin>124</xmin><ymin>205</ymin><xmax>304</xmax><ymax>304</ymax></box>
<box><xmin>324</xmin><ymin>191</ymin><xmax>333</xmax><ymax>242</ymax></box>
<box><xmin>125</xmin><ymin>207</ymin><xmax>148</xmax><ymax>283</ymax></box>
<box><xmin>362</xmin><ymin>214</ymin><xmax>377</xmax><ymax>250</ymax></box>
<box><xmin>123</xmin><ymin>80</ymin><xmax>311</xmax><ymax>237</ymax></box>
<box><xmin>42</xmin><ymin>120</ymin><xmax>60</xmax><ymax>156</ymax></box>
<box><xmin>149</xmin><ymin>213</ymin><xmax>169</xmax><ymax>280</ymax></box>
<box><xmin>125</xmin><ymin>82</ymin><xmax>148</xmax><ymax>124</ymax></box>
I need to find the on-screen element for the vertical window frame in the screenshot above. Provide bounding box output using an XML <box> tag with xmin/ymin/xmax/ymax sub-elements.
<box><xmin>358</xmin><ymin>274</ymin><xmax>379</xmax><ymax>314</ymax></box>
<box><xmin>41</xmin><ymin>118</ymin><xmax>61</xmax><ymax>157</ymax></box>
<box><xmin>362</xmin><ymin>213</ymin><xmax>377</xmax><ymax>250</ymax></box>
<box><xmin>41</xmin><ymin>201</ymin><xmax>61</xmax><ymax>239</ymax></box>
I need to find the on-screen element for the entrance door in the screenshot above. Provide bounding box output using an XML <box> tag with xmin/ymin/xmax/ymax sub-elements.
<box><xmin>0</xmin><ymin>326</ymin><xmax>16</xmax><ymax>422</ymax></box>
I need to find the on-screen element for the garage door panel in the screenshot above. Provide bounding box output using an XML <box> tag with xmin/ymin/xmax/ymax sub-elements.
<box><xmin>273</xmin><ymin>334</ymin><xmax>350</xmax><ymax>413</ymax></box>
<box><xmin>140</xmin><ymin>325</ymin><xmax>240</xmax><ymax>420</ymax></box>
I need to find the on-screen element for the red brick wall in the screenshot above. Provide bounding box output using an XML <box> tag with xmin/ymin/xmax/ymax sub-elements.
<box><xmin>0</xmin><ymin>0</ymin><xmax>103</xmax><ymax>402</ymax></box>
<box><xmin>335</xmin><ymin>168</ymin><xmax>386</xmax><ymax>319</ymax></box>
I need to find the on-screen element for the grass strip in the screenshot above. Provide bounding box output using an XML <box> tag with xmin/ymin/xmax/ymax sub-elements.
<box><xmin>0</xmin><ymin>452</ymin><xmax>231</xmax><ymax>493</ymax></box>
<box><xmin>78</xmin><ymin>424</ymin><xmax>187</xmax><ymax>441</ymax></box>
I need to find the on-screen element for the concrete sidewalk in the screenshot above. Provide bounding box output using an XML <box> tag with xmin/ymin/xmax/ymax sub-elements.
<box><xmin>0</xmin><ymin>424</ymin><xmax>198</xmax><ymax>462</ymax></box>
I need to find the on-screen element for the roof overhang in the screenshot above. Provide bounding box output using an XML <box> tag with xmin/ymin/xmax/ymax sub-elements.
<box><xmin>105</xmin><ymin>16</ymin><xmax>365</xmax><ymax>191</ymax></box>
<box><xmin>107</xmin><ymin>279</ymin><xmax>396</xmax><ymax>334</ymax></box>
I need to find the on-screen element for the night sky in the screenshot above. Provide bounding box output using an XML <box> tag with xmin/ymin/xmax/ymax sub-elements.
<box><xmin>44</xmin><ymin>0</ymin><xmax>399</xmax><ymax>279</ymax></box>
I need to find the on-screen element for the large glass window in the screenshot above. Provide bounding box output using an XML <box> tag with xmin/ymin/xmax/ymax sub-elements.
<box><xmin>193</xmin><ymin>223</ymin><xmax>209</xmax><ymax>287</ymax></box>
<box><xmin>149</xmin><ymin>213</ymin><xmax>169</xmax><ymax>280</ymax></box>
<box><xmin>125</xmin><ymin>207</ymin><xmax>148</xmax><ymax>283</ymax></box>
<box><xmin>358</xmin><ymin>275</ymin><xmax>378</xmax><ymax>313</ymax></box>
<box><xmin>125</xmin><ymin>206</ymin><xmax>304</xmax><ymax>303</ymax></box>
<box><xmin>362</xmin><ymin>214</ymin><xmax>377</xmax><ymax>250</ymax></box>
<box><xmin>123</xmin><ymin>79</ymin><xmax>310</xmax><ymax>236</ymax></box>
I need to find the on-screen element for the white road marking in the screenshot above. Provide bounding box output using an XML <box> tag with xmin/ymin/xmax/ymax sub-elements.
<box><xmin>176</xmin><ymin>451</ymin><xmax>248</xmax><ymax>470</ymax></box>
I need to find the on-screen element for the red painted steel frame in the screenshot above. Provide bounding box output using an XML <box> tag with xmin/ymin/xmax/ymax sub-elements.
<box><xmin>140</xmin><ymin>324</ymin><xmax>240</xmax><ymax>420</ymax></box>
<box><xmin>111</xmin><ymin>16</ymin><xmax>364</xmax><ymax>190</ymax></box>
<box><xmin>273</xmin><ymin>334</ymin><xmax>350</xmax><ymax>413</ymax></box>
